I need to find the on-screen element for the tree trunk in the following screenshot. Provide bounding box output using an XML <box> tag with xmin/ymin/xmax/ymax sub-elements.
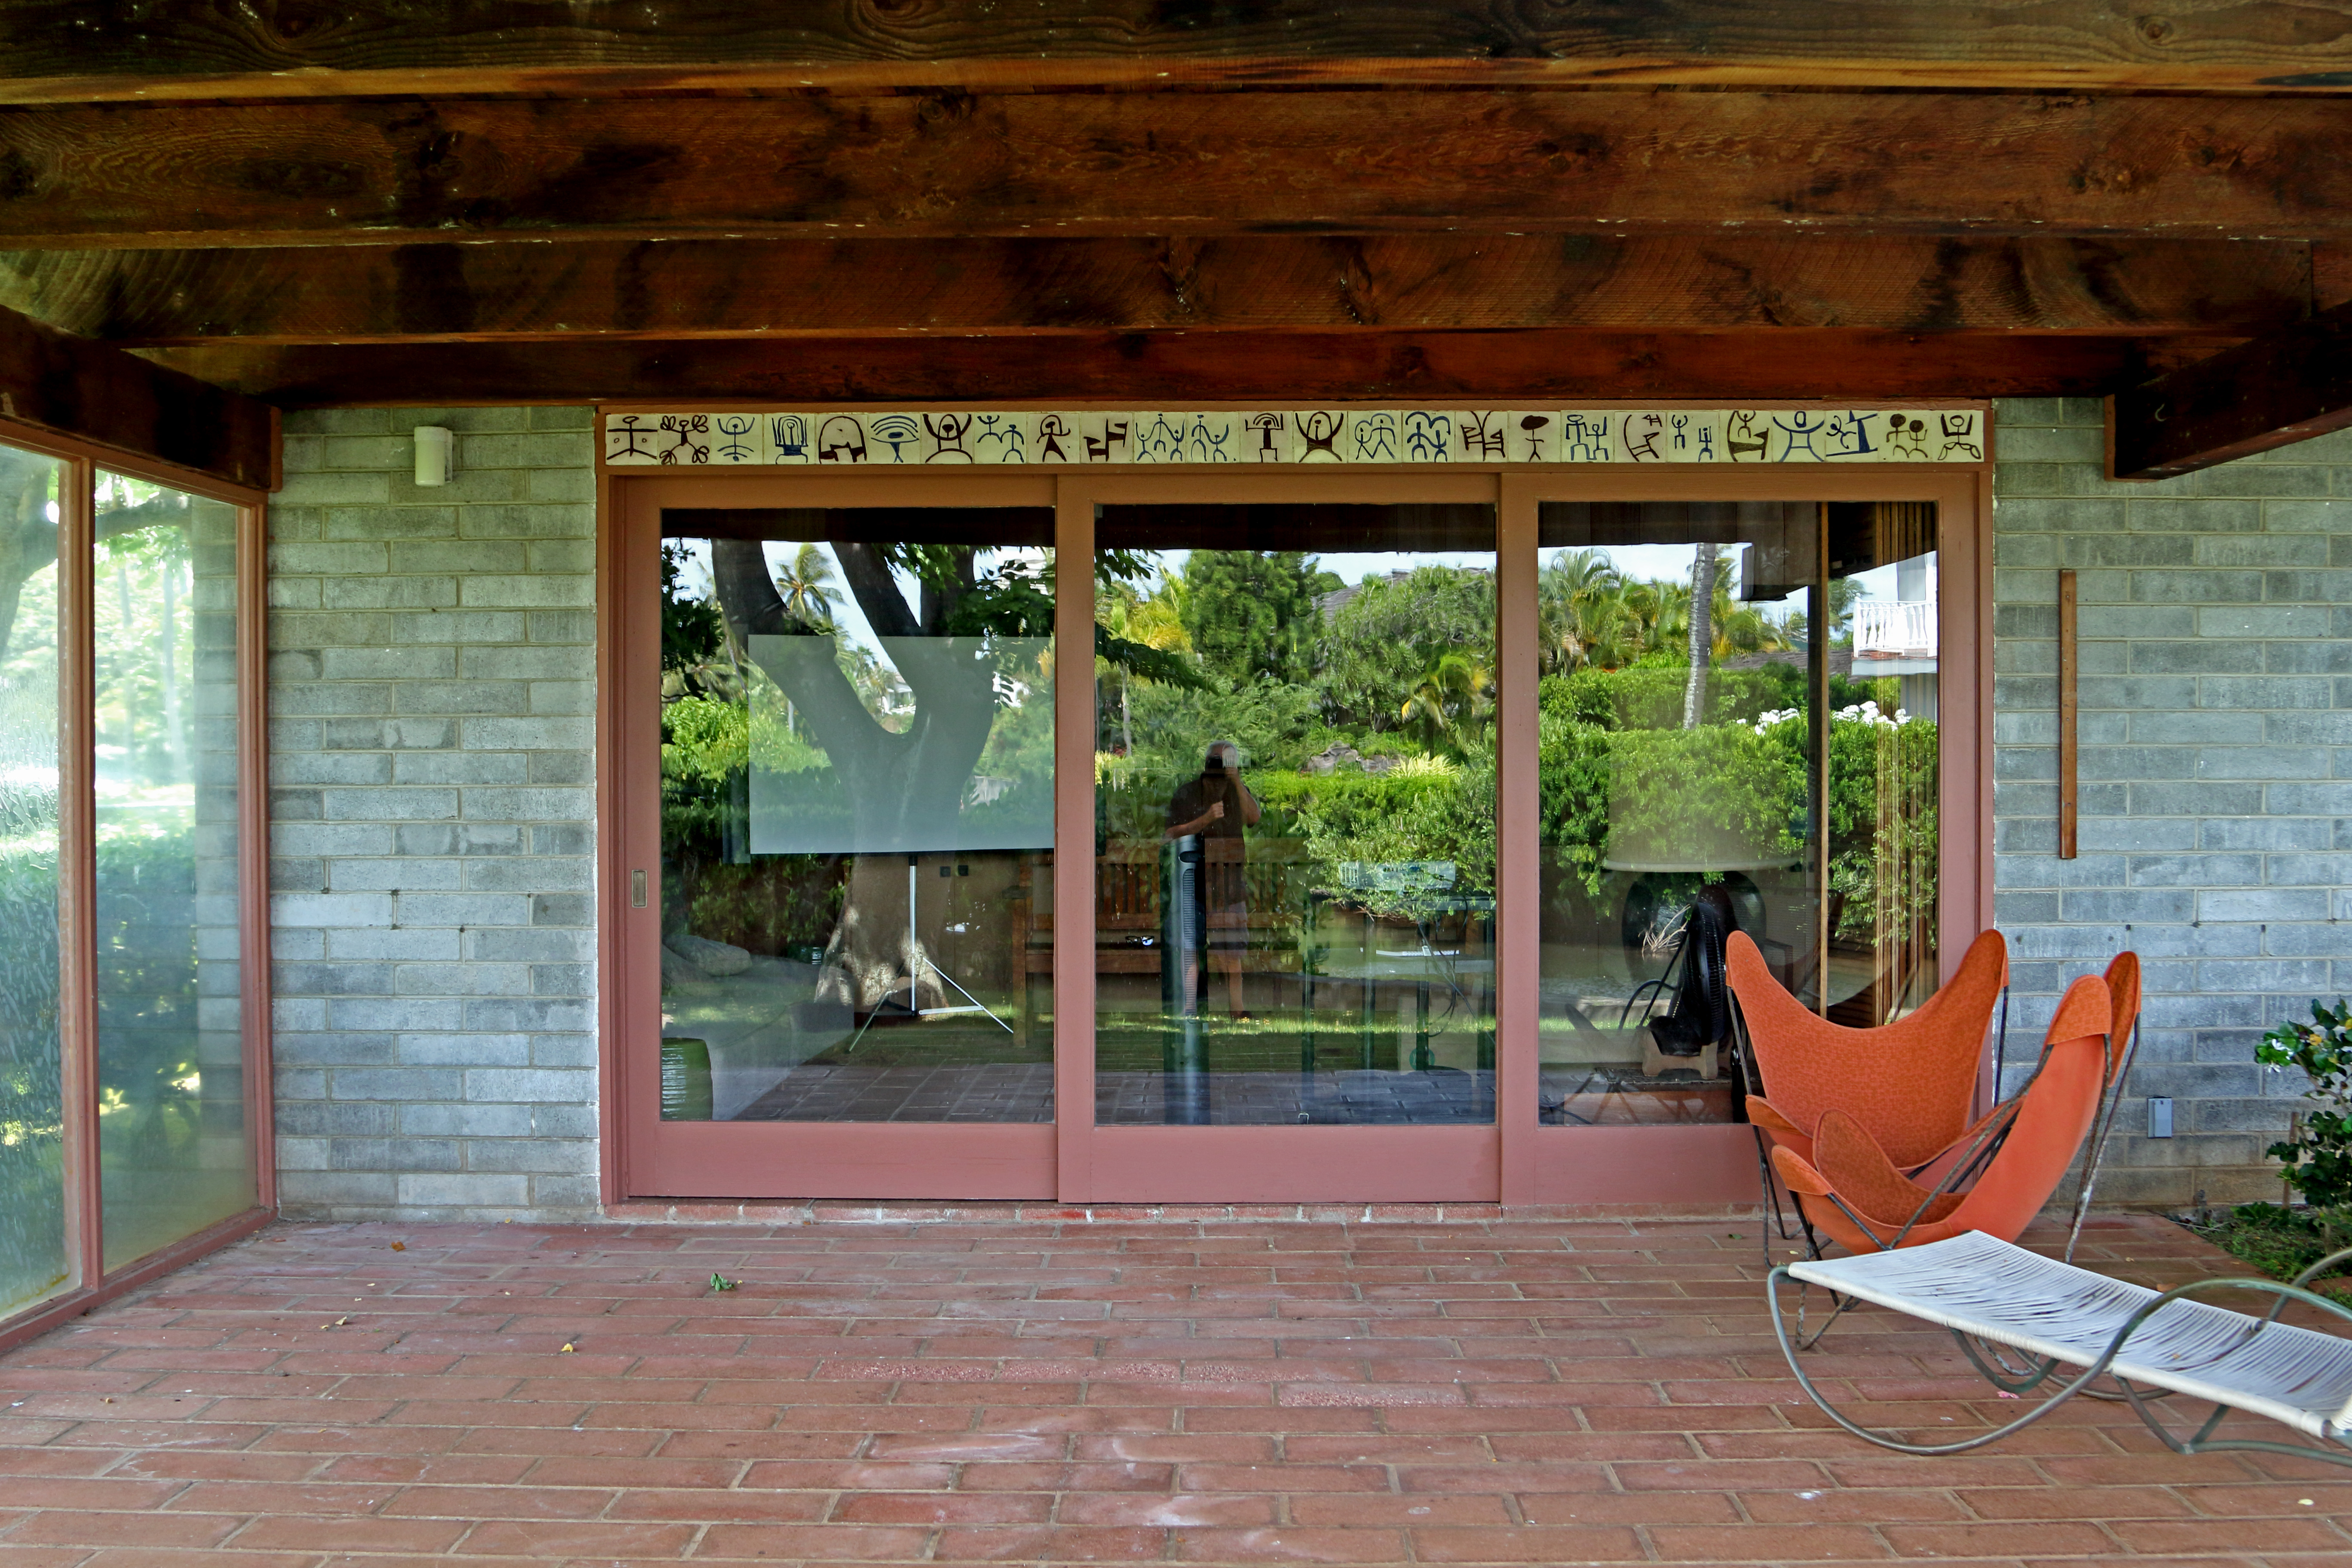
<box><xmin>1683</xmin><ymin>545</ymin><xmax>1717</xmax><ymax>729</ymax></box>
<box><xmin>709</xmin><ymin>536</ymin><xmax>1000</xmax><ymax>1013</ymax></box>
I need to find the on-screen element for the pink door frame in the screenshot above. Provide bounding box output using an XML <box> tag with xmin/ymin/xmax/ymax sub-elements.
<box><xmin>596</xmin><ymin>438</ymin><xmax>1993</xmax><ymax>1207</ymax></box>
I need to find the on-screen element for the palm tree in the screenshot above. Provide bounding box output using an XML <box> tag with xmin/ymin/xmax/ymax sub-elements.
<box><xmin>773</xmin><ymin>543</ymin><xmax>841</xmax><ymax>629</ymax></box>
<box><xmin>1400</xmin><ymin>649</ymin><xmax>1494</xmax><ymax>753</ymax></box>
<box><xmin>1099</xmin><ymin>577</ymin><xmax>1193</xmax><ymax>753</ymax></box>
<box><xmin>1683</xmin><ymin>545</ymin><xmax>1719</xmax><ymax>728</ymax></box>
<box><xmin>1537</xmin><ymin>548</ymin><xmax>1623</xmax><ymax>674</ymax></box>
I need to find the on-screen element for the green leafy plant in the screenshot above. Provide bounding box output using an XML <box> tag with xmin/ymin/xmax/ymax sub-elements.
<box><xmin>2257</xmin><ymin>998</ymin><xmax>2352</xmax><ymax>1207</ymax></box>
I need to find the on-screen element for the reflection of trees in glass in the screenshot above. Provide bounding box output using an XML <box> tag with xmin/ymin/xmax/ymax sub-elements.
<box><xmin>1178</xmin><ymin>550</ymin><xmax>1335</xmax><ymax>687</ymax></box>
<box><xmin>698</xmin><ymin>539</ymin><xmax>1050</xmax><ymax>1011</ymax></box>
<box><xmin>0</xmin><ymin>447</ymin><xmax>61</xmax><ymax>1315</ymax></box>
<box><xmin>1317</xmin><ymin>564</ymin><xmax>1493</xmax><ymax>737</ymax></box>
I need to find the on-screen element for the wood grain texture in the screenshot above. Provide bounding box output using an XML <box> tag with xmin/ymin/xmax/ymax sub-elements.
<box><xmin>0</xmin><ymin>235</ymin><xmax>2315</xmax><ymax>345</ymax></box>
<box><xmin>3</xmin><ymin>1</ymin><xmax>2349</xmax><ymax>99</ymax></box>
<box><xmin>0</xmin><ymin>304</ymin><xmax>273</xmax><ymax>489</ymax></box>
<box><xmin>4</xmin><ymin>90</ymin><xmax>2350</xmax><ymax>249</ymax></box>
<box><xmin>2109</xmin><ymin>298</ymin><xmax>2352</xmax><ymax>479</ymax></box>
<box><xmin>136</xmin><ymin>328</ymin><xmax>2229</xmax><ymax>407</ymax></box>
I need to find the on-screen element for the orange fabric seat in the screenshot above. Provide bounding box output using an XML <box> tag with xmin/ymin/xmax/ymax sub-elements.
<box><xmin>1730</xmin><ymin>927</ymin><xmax>2009</xmax><ymax>1173</ymax></box>
<box><xmin>1770</xmin><ymin>974</ymin><xmax>2114</xmax><ymax>1252</ymax></box>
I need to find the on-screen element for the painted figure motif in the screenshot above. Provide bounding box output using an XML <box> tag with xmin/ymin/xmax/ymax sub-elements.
<box><xmin>1296</xmin><ymin>410</ymin><xmax>1344</xmax><ymax>462</ymax></box>
<box><xmin>1770</xmin><ymin>410</ymin><xmax>1829</xmax><ymax>462</ymax></box>
<box><xmin>922</xmin><ymin>412</ymin><xmax>977</xmax><ymax>462</ymax></box>
<box><xmin>1623</xmin><ymin>413</ymin><xmax>1666</xmax><ymax>462</ymax></box>
<box><xmin>713</xmin><ymin>412</ymin><xmax>759</xmax><ymax>463</ymax></box>
<box><xmin>1458</xmin><ymin>411</ymin><xmax>1506</xmax><ymax>461</ymax></box>
<box><xmin>1084</xmin><ymin>416</ymin><xmax>1133</xmax><ymax>463</ymax></box>
<box><xmin>1243</xmin><ymin>412</ymin><xmax>1287</xmax><ymax>461</ymax></box>
<box><xmin>1822</xmin><ymin>411</ymin><xmax>1882</xmax><ymax>461</ymax></box>
<box><xmin>1349</xmin><ymin>411</ymin><xmax>1399</xmax><ymax>462</ymax></box>
<box><xmin>1726</xmin><ymin>411</ymin><xmax>1769</xmax><ymax>462</ymax></box>
<box><xmin>1886</xmin><ymin>413</ymin><xmax>1932</xmax><ymax>459</ymax></box>
<box><xmin>1138</xmin><ymin>412</ymin><xmax>1187</xmax><ymax>462</ymax></box>
<box><xmin>1402</xmin><ymin>410</ymin><xmax>1452</xmax><ymax>462</ymax></box>
<box><xmin>1035</xmin><ymin>413</ymin><xmax>1075</xmax><ymax>462</ymax></box>
<box><xmin>815</xmin><ymin>415</ymin><xmax>868</xmax><ymax>464</ymax></box>
<box><xmin>1559</xmin><ymin>412</ymin><xmax>1611</xmax><ymax>463</ymax></box>
<box><xmin>972</xmin><ymin>413</ymin><xmax>1027</xmax><ymax>463</ymax></box>
<box><xmin>1516</xmin><ymin>413</ymin><xmax>1556</xmax><ymax>462</ymax></box>
<box><xmin>1938</xmin><ymin>412</ymin><xmax>1984</xmax><ymax>461</ymax></box>
<box><xmin>770</xmin><ymin>414</ymin><xmax>811</xmax><ymax>462</ymax></box>
<box><xmin>869</xmin><ymin>413</ymin><xmax>923</xmax><ymax>462</ymax></box>
<box><xmin>605</xmin><ymin>413</ymin><xmax>663</xmax><ymax>463</ymax></box>
<box><xmin>1184</xmin><ymin>414</ymin><xmax>1237</xmax><ymax>463</ymax></box>
<box><xmin>657</xmin><ymin>413</ymin><xmax>710</xmax><ymax>465</ymax></box>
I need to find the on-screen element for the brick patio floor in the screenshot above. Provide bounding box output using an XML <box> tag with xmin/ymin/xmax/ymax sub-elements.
<box><xmin>0</xmin><ymin>1210</ymin><xmax>2347</xmax><ymax>1565</ymax></box>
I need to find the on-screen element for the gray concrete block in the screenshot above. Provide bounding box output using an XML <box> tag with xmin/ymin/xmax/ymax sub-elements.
<box><xmin>328</xmin><ymin>1066</ymin><xmax>464</xmax><ymax>1102</ymax></box>
<box><xmin>398</xmin><ymin>1032</ymin><xmax>531</xmax><ymax>1066</ymax></box>
<box><xmin>392</xmin><ymin>750</ymin><xmax>530</xmax><ymax>786</ymax></box>
<box><xmin>397</xmin><ymin>1173</ymin><xmax>530</xmax><ymax>1208</ymax></box>
<box><xmin>464</xmin><ymin>1067</ymin><xmax>595</xmax><ymax>1104</ymax></box>
<box><xmin>402</xmin><ymin>1102</ymin><xmax>533</xmax><ymax>1137</ymax></box>
<box><xmin>2196</xmin><ymin>888</ymin><xmax>2333</xmax><ymax>923</ymax></box>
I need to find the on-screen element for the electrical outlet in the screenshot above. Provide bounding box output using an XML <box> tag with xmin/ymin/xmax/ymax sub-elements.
<box><xmin>2148</xmin><ymin>1097</ymin><xmax>2174</xmax><ymax>1139</ymax></box>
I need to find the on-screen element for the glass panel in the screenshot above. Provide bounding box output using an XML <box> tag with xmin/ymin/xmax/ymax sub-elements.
<box><xmin>95</xmin><ymin>474</ymin><xmax>251</xmax><ymax>1270</ymax></box>
<box><xmin>1095</xmin><ymin>504</ymin><xmax>1497</xmax><ymax>1126</ymax></box>
<box><xmin>1535</xmin><ymin>502</ymin><xmax>1940</xmax><ymax>1126</ymax></box>
<box><xmin>657</xmin><ymin>509</ymin><xmax>1055</xmax><ymax>1121</ymax></box>
<box><xmin>0</xmin><ymin>445</ymin><xmax>64</xmax><ymax>1316</ymax></box>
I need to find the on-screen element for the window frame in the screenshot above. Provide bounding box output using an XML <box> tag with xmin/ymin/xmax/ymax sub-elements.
<box><xmin>0</xmin><ymin>419</ymin><xmax>273</xmax><ymax>1356</ymax></box>
<box><xmin>598</xmin><ymin>411</ymin><xmax>1993</xmax><ymax>1208</ymax></box>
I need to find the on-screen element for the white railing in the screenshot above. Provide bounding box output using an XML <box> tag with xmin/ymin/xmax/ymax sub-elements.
<box><xmin>1853</xmin><ymin>599</ymin><xmax>1936</xmax><ymax>660</ymax></box>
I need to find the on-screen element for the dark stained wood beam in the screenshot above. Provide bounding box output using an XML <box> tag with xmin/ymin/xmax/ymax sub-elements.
<box><xmin>3</xmin><ymin>90</ymin><xmax>2349</xmax><ymax>250</ymax></box>
<box><xmin>138</xmin><ymin>328</ymin><xmax>2230</xmax><ymax>408</ymax></box>
<box><xmin>0</xmin><ymin>303</ymin><xmax>274</xmax><ymax>489</ymax></box>
<box><xmin>0</xmin><ymin>235</ymin><xmax>2313</xmax><ymax>346</ymax></box>
<box><xmin>3</xmin><ymin>1</ymin><xmax>2349</xmax><ymax>100</ymax></box>
<box><xmin>2109</xmin><ymin>299</ymin><xmax>2352</xmax><ymax>481</ymax></box>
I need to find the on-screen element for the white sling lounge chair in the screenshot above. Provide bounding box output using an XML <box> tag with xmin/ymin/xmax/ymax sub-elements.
<box><xmin>1769</xmin><ymin>1230</ymin><xmax>2352</xmax><ymax>1464</ymax></box>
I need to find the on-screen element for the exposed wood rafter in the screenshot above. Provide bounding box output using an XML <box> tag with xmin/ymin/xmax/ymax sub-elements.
<box><xmin>0</xmin><ymin>303</ymin><xmax>275</xmax><ymax>489</ymax></box>
<box><xmin>138</xmin><ymin>328</ymin><xmax>2229</xmax><ymax>409</ymax></box>
<box><xmin>2</xmin><ymin>90</ymin><xmax>2349</xmax><ymax>250</ymax></box>
<box><xmin>0</xmin><ymin>236</ymin><xmax>2318</xmax><ymax>346</ymax></box>
<box><xmin>2109</xmin><ymin>299</ymin><xmax>2352</xmax><ymax>481</ymax></box>
<box><xmin>1</xmin><ymin>1</ymin><xmax>2348</xmax><ymax>100</ymax></box>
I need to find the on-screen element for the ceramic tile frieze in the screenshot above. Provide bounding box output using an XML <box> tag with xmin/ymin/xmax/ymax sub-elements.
<box><xmin>603</xmin><ymin>407</ymin><xmax>1986</xmax><ymax>466</ymax></box>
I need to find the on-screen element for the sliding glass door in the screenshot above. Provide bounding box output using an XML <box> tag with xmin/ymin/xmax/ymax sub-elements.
<box><xmin>610</xmin><ymin>459</ymin><xmax>1983</xmax><ymax>1206</ymax></box>
<box><xmin>0</xmin><ymin>437</ymin><xmax>267</xmax><ymax>1351</ymax></box>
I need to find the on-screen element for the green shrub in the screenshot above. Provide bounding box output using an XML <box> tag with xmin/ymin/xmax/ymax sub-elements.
<box><xmin>2258</xmin><ymin>998</ymin><xmax>2352</xmax><ymax>1208</ymax></box>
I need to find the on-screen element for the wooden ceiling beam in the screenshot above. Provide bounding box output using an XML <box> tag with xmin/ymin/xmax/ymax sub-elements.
<box><xmin>3</xmin><ymin>1</ymin><xmax>2349</xmax><ymax>101</ymax></box>
<box><xmin>2109</xmin><ymin>299</ymin><xmax>2352</xmax><ymax>481</ymax></box>
<box><xmin>0</xmin><ymin>235</ymin><xmax>2312</xmax><ymax>346</ymax></box>
<box><xmin>136</xmin><ymin>328</ymin><xmax>2228</xmax><ymax>408</ymax></box>
<box><xmin>0</xmin><ymin>303</ymin><xmax>274</xmax><ymax>489</ymax></box>
<box><xmin>3</xmin><ymin>89</ymin><xmax>2348</xmax><ymax>250</ymax></box>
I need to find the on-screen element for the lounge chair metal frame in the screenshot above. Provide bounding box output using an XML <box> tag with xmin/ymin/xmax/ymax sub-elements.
<box><xmin>1768</xmin><ymin>1231</ymin><xmax>2352</xmax><ymax>1465</ymax></box>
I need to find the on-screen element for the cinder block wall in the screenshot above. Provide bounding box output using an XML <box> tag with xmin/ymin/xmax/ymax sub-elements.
<box><xmin>1991</xmin><ymin>397</ymin><xmax>2352</xmax><ymax>1209</ymax></box>
<box><xmin>267</xmin><ymin>408</ymin><xmax>599</xmax><ymax>1221</ymax></box>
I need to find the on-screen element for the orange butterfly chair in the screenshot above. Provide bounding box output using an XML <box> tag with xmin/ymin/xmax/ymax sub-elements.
<box><xmin>1729</xmin><ymin>927</ymin><xmax>2010</xmax><ymax>1180</ymax></box>
<box><xmin>1769</xmin><ymin>973</ymin><xmax>2113</xmax><ymax>1253</ymax></box>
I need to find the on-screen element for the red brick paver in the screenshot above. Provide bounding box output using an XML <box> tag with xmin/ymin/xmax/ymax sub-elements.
<box><xmin>0</xmin><ymin>1213</ymin><xmax>2344</xmax><ymax>1565</ymax></box>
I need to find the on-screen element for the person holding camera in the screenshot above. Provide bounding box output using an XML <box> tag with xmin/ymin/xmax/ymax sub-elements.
<box><xmin>1164</xmin><ymin>741</ymin><xmax>1261</xmax><ymax>1020</ymax></box>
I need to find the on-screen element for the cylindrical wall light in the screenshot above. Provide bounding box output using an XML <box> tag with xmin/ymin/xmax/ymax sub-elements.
<box><xmin>413</xmin><ymin>426</ymin><xmax>455</xmax><ymax>487</ymax></box>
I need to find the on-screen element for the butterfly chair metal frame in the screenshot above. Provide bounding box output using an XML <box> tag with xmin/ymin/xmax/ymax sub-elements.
<box><xmin>1768</xmin><ymin>1231</ymin><xmax>2352</xmax><ymax>1465</ymax></box>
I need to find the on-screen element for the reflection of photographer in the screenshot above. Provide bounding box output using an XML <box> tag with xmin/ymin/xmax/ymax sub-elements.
<box><xmin>1165</xmin><ymin>742</ymin><xmax>1261</xmax><ymax>1018</ymax></box>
